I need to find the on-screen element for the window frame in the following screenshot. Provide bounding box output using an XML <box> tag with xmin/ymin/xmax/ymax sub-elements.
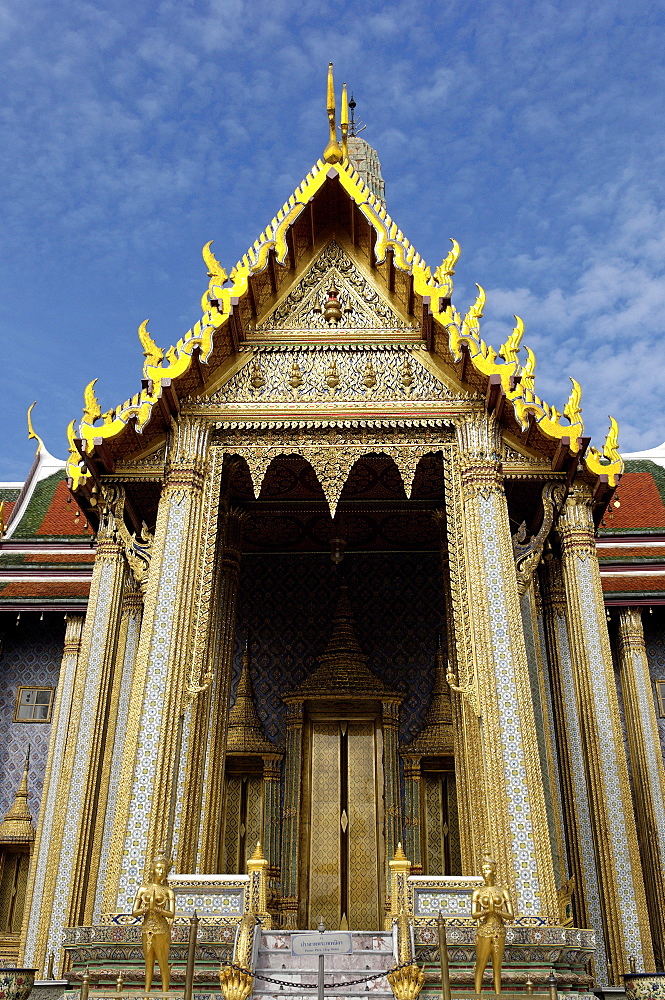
<box><xmin>13</xmin><ymin>685</ymin><xmax>55</xmax><ymax>724</ymax></box>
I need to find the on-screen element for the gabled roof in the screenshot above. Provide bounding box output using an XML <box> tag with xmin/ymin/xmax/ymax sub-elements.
<box><xmin>66</xmin><ymin>146</ymin><xmax>623</xmax><ymax>510</ymax></box>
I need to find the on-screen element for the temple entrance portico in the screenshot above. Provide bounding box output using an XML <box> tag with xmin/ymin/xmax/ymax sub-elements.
<box><xmin>19</xmin><ymin>70</ymin><xmax>660</xmax><ymax>992</ymax></box>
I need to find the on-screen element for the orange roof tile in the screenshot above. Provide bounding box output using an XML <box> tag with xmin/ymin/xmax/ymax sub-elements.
<box><xmin>601</xmin><ymin>472</ymin><xmax>665</xmax><ymax>532</ymax></box>
<box><xmin>601</xmin><ymin>574</ymin><xmax>665</xmax><ymax>593</ymax></box>
<box><xmin>0</xmin><ymin>581</ymin><xmax>90</xmax><ymax>597</ymax></box>
<box><xmin>37</xmin><ymin>480</ymin><xmax>88</xmax><ymax>536</ymax></box>
<box><xmin>597</xmin><ymin>545</ymin><xmax>665</xmax><ymax>560</ymax></box>
<box><xmin>23</xmin><ymin>552</ymin><xmax>95</xmax><ymax>563</ymax></box>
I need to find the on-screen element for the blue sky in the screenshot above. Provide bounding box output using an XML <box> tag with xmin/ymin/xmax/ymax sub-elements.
<box><xmin>1</xmin><ymin>0</ymin><xmax>664</xmax><ymax>480</ymax></box>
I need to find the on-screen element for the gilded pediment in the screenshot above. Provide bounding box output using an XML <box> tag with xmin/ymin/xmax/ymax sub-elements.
<box><xmin>254</xmin><ymin>240</ymin><xmax>415</xmax><ymax>333</ymax></box>
<box><xmin>207</xmin><ymin>344</ymin><xmax>460</xmax><ymax>405</ymax></box>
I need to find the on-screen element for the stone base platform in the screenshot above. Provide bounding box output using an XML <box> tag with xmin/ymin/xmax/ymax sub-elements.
<box><xmin>61</xmin><ymin>923</ymin><xmax>595</xmax><ymax>996</ymax></box>
<box><xmin>415</xmin><ymin>923</ymin><xmax>595</xmax><ymax>995</ymax></box>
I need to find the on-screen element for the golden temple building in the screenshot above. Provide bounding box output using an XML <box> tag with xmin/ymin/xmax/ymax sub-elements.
<box><xmin>2</xmin><ymin>67</ymin><xmax>665</xmax><ymax>995</ymax></box>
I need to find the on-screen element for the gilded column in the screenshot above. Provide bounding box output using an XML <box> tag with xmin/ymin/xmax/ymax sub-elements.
<box><xmin>382</xmin><ymin>697</ymin><xmax>403</xmax><ymax>916</ymax></box>
<box><xmin>109</xmin><ymin>416</ymin><xmax>211</xmax><ymax>913</ymax></box>
<box><xmin>262</xmin><ymin>754</ymin><xmax>283</xmax><ymax>909</ymax></box>
<box><xmin>617</xmin><ymin>607</ymin><xmax>665</xmax><ymax>968</ymax></box>
<box><xmin>401</xmin><ymin>754</ymin><xmax>422</xmax><ymax>875</ymax></box>
<box><xmin>519</xmin><ymin>582</ymin><xmax>567</xmax><ymax>887</ymax></box>
<box><xmin>95</xmin><ymin>583</ymin><xmax>143</xmax><ymax>919</ymax></box>
<box><xmin>437</xmin><ymin>465</ymin><xmax>483</xmax><ymax>875</ymax></box>
<box><xmin>177</xmin><ymin>443</ymin><xmax>225</xmax><ymax>872</ymax></box>
<box><xmin>198</xmin><ymin>506</ymin><xmax>246</xmax><ymax>872</ymax></box>
<box><xmin>539</xmin><ymin>550</ymin><xmax>606</xmax><ymax>977</ymax></box>
<box><xmin>557</xmin><ymin>484</ymin><xmax>653</xmax><ymax>977</ymax></box>
<box><xmin>447</xmin><ymin>413</ymin><xmax>559</xmax><ymax>923</ymax></box>
<box><xmin>21</xmin><ymin>615</ymin><xmax>83</xmax><ymax>970</ymax></box>
<box><xmin>24</xmin><ymin>511</ymin><xmax>127</xmax><ymax>970</ymax></box>
<box><xmin>280</xmin><ymin>701</ymin><xmax>303</xmax><ymax>928</ymax></box>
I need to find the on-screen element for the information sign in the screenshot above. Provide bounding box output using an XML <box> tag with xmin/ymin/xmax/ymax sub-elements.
<box><xmin>291</xmin><ymin>932</ymin><xmax>353</xmax><ymax>957</ymax></box>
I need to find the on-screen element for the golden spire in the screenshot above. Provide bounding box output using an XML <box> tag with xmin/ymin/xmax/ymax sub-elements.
<box><xmin>0</xmin><ymin>748</ymin><xmax>35</xmax><ymax>843</ymax></box>
<box><xmin>323</xmin><ymin>62</ymin><xmax>343</xmax><ymax>164</ymax></box>
<box><xmin>285</xmin><ymin>584</ymin><xmax>401</xmax><ymax>701</ymax></box>
<box><xmin>27</xmin><ymin>401</ymin><xmax>45</xmax><ymax>453</ymax></box>
<box><xmin>406</xmin><ymin>641</ymin><xmax>453</xmax><ymax>755</ymax></box>
<box><xmin>340</xmin><ymin>83</ymin><xmax>349</xmax><ymax>160</ymax></box>
<box><xmin>226</xmin><ymin>642</ymin><xmax>276</xmax><ymax>755</ymax></box>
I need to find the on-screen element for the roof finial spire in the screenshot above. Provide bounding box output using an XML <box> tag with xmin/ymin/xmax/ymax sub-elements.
<box><xmin>27</xmin><ymin>401</ymin><xmax>45</xmax><ymax>454</ymax></box>
<box><xmin>324</xmin><ymin>62</ymin><xmax>343</xmax><ymax>164</ymax></box>
<box><xmin>340</xmin><ymin>83</ymin><xmax>349</xmax><ymax>160</ymax></box>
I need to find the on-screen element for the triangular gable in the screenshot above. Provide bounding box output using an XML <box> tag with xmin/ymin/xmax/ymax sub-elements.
<box><xmin>254</xmin><ymin>240</ymin><xmax>413</xmax><ymax>333</ymax></box>
<box><xmin>67</xmin><ymin>155</ymin><xmax>623</xmax><ymax>496</ymax></box>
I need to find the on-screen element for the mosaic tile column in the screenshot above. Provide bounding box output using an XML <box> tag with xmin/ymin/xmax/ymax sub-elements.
<box><xmin>557</xmin><ymin>484</ymin><xmax>654</xmax><ymax>978</ymax></box>
<box><xmin>382</xmin><ymin>697</ymin><xmax>404</xmax><ymax>918</ymax></box>
<box><xmin>617</xmin><ymin>607</ymin><xmax>665</xmax><ymax>968</ymax></box>
<box><xmin>21</xmin><ymin>615</ymin><xmax>83</xmax><ymax>972</ymax></box>
<box><xmin>108</xmin><ymin>416</ymin><xmax>211</xmax><ymax>913</ymax></box>
<box><xmin>96</xmin><ymin>584</ymin><xmax>143</xmax><ymax>919</ymax></box>
<box><xmin>436</xmin><ymin>474</ymin><xmax>483</xmax><ymax>875</ymax></box>
<box><xmin>520</xmin><ymin>582</ymin><xmax>567</xmax><ymax>888</ymax></box>
<box><xmin>280</xmin><ymin>701</ymin><xmax>303</xmax><ymax>928</ymax></box>
<box><xmin>198</xmin><ymin>506</ymin><xmax>245</xmax><ymax>873</ymax></box>
<box><xmin>23</xmin><ymin>520</ymin><xmax>127</xmax><ymax>971</ymax></box>
<box><xmin>177</xmin><ymin>443</ymin><xmax>225</xmax><ymax>872</ymax></box>
<box><xmin>539</xmin><ymin>550</ymin><xmax>607</xmax><ymax>980</ymax></box>
<box><xmin>402</xmin><ymin>754</ymin><xmax>422</xmax><ymax>874</ymax></box>
<box><xmin>448</xmin><ymin>415</ymin><xmax>559</xmax><ymax>923</ymax></box>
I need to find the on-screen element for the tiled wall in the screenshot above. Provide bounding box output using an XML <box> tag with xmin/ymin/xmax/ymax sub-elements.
<box><xmin>0</xmin><ymin>614</ymin><xmax>65</xmax><ymax>821</ymax></box>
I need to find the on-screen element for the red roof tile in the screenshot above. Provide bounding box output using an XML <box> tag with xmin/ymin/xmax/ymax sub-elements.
<box><xmin>601</xmin><ymin>472</ymin><xmax>665</xmax><ymax>531</ymax></box>
<box><xmin>601</xmin><ymin>574</ymin><xmax>665</xmax><ymax>593</ymax></box>
<box><xmin>37</xmin><ymin>480</ymin><xmax>88</xmax><ymax>536</ymax></box>
<box><xmin>0</xmin><ymin>581</ymin><xmax>90</xmax><ymax>598</ymax></box>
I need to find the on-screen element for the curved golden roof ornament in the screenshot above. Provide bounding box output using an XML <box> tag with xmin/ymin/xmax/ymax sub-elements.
<box><xmin>499</xmin><ymin>316</ymin><xmax>524</xmax><ymax>366</ymax></box>
<box><xmin>82</xmin><ymin>378</ymin><xmax>101</xmax><ymax>427</ymax></box>
<box><xmin>324</xmin><ymin>62</ymin><xmax>343</xmax><ymax>164</ymax></box>
<box><xmin>26</xmin><ymin>401</ymin><xmax>45</xmax><ymax>453</ymax></box>
<box><xmin>138</xmin><ymin>319</ymin><xmax>164</xmax><ymax>375</ymax></box>
<box><xmin>563</xmin><ymin>378</ymin><xmax>582</xmax><ymax>427</ymax></box>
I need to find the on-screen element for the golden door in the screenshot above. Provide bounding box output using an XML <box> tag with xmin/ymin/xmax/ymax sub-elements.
<box><xmin>304</xmin><ymin>718</ymin><xmax>383</xmax><ymax>930</ymax></box>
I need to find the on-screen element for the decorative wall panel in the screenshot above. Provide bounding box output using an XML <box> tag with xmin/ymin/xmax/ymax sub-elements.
<box><xmin>0</xmin><ymin>618</ymin><xmax>64</xmax><ymax>820</ymax></box>
<box><xmin>232</xmin><ymin>552</ymin><xmax>445</xmax><ymax>747</ymax></box>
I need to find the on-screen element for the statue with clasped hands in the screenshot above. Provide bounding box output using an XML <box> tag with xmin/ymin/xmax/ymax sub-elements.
<box><xmin>471</xmin><ymin>854</ymin><xmax>514</xmax><ymax>996</ymax></box>
<box><xmin>132</xmin><ymin>848</ymin><xmax>176</xmax><ymax>992</ymax></box>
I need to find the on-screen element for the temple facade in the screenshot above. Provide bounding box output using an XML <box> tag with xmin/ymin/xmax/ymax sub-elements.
<box><xmin>2</xmin><ymin>71</ymin><xmax>665</xmax><ymax>993</ymax></box>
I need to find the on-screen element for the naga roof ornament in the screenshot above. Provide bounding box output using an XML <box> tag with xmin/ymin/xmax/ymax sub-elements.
<box><xmin>66</xmin><ymin>64</ymin><xmax>623</xmax><ymax>494</ymax></box>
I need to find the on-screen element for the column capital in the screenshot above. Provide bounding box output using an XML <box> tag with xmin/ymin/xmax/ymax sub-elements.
<box><xmin>540</xmin><ymin>550</ymin><xmax>567</xmax><ymax>618</ymax></box>
<box><xmin>557</xmin><ymin>483</ymin><xmax>595</xmax><ymax>559</ymax></box>
<box><xmin>617</xmin><ymin>606</ymin><xmax>645</xmax><ymax>652</ymax></box>
<box><xmin>455</xmin><ymin>411</ymin><xmax>502</xmax><ymax>461</ymax></box>
<box><xmin>164</xmin><ymin>416</ymin><xmax>211</xmax><ymax>496</ymax></box>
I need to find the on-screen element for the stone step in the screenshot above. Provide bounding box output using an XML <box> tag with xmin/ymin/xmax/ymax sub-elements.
<box><xmin>251</xmin><ymin>930</ymin><xmax>396</xmax><ymax>999</ymax></box>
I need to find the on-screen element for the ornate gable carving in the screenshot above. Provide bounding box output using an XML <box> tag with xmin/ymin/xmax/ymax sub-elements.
<box><xmin>208</xmin><ymin>345</ymin><xmax>458</xmax><ymax>405</ymax></box>
<box><xmin>255</xmin><ymin>240</ymin><xmax>415</xmax><ymax>333</ymax></box>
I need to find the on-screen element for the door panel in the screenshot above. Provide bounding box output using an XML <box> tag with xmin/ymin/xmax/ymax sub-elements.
<box><xmin>307</xmin><ymin>719</ymin><xmax>381</xmax><ymax>929</ymax></box>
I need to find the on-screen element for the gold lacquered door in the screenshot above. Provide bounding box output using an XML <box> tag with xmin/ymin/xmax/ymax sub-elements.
<box><xmin>306</xmin><ymin>719</ymin><xmax>382</xmax><ymax>930</ymax></box>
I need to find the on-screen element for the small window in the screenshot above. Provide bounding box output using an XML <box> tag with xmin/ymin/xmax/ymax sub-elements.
<box><xmin>13</xmin><ymin>687</ymin><xmax>54</xmax><ymax>723</ymax></box>
<box><xmin>655</xmin><ymin>680</ymin><xmax>665</xmax><ymax>719</ymax></box>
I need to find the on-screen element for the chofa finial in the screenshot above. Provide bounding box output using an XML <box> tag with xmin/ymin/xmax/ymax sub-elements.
<box><xmin>27</xmin><ymin>401</ymin><xmax>45</xmax><ymax>454</ymax></box>
<box><xmin>324</xmin><ymin>63</ymin><xmax>343</xmax><ymax>164</ymax></box>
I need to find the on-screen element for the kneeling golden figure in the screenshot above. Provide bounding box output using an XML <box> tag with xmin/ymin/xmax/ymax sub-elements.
<box><xmin>132</xmin><ymin>849</ymin><xmax>176</xmax><ymax>992</ymax></box>
<box><xmin>472</xmin><ymin>855</ymin><xmax>514</xmax><ymax>996</ymax></box>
